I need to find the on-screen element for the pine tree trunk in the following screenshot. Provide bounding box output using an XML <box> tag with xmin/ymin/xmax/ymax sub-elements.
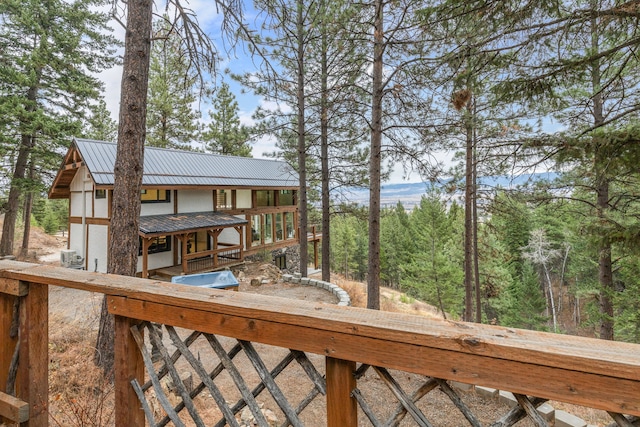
<box><xmin>1</xmin><ymin>134</ymin><xmax>34</xmax><ymax>257</ymax></box>
<box><xmin>590</xmin><ymin>12</ymin><xmax>614</xmax><ymax>340</ymax></box>
<box><xmin>463</xmin><ymin>99</ymin><xmax>474</xmax><ymax>322</ymax></box>
<box><xmin>95</xmin><ymin>0</ymin><xmax>153</xmax><ymax>378</ymax></box>
<box><xmin>367</xmin><ymin>0</ymin><xmax>383</xmax><ymax>310</ymax></box>
<box><xmin>472</xmin><ymin>125</ymin><xmax>481</xmax><ymax>323</ymax></box>
<box><xmin>296</xmin><ymin>0</ymin><xmax>308</xmax><ymax>278</ymax></box>
<box><xmin>320</xmin><ymin>18</ymin><xmax>331</xmax><ymax>283</ymax></box>
<box><xmin>20</xmin><ymin>161</ymin><xmax>34</xmax><ymax>258</ymax></box>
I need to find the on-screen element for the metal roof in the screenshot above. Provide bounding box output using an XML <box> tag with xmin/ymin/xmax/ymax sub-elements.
<box><xmin>75</xmin><ymin>138</ymin><xmax>299</xmax><ymax>188</ymax></box>
<box><xmin>139</xmin><ymin>211</ymin><xmax>248</xmax><ymax>236</ymax></box>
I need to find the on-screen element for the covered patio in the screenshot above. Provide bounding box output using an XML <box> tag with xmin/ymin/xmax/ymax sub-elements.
<box><xmin>138</xmin><ymin>211</ymin><xmax>247</xmax><ymax>278</ymax></box>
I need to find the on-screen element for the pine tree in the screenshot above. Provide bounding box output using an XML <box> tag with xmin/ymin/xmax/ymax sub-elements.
<box><xmin>0</xmin><ymin>0</ymin><xmax>118</xmax><ymax>256</ymax></box>
<box><xmin>146</xmin><ymin>17</ymin><xmax>200</xmax><ymax>150</ymax></box>
<box><xmin>84</xmin><ymin>98</ymin><xmax>118</xmax><ymax>141</ymax></box>
<box><xmin>202</xmin><ymin>82</ymin><xmax>252</xmax><ymax>156</ymax></box>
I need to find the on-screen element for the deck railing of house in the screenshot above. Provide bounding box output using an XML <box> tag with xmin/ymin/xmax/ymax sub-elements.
<box><xmin>184</xmin><ymin>243</ymin><xmax>243</xmax><ymax>273</ymax></box>
<box><xmin>1</xmin><ymin>259</ymin><xmax>639</xmax><ymax>427</ymax></box>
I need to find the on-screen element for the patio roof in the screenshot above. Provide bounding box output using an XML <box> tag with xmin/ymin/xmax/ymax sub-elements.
<box><xmin>138</xmin><ymin>211</ymin><xmax>248</xmax><ymax>237</ymax></box>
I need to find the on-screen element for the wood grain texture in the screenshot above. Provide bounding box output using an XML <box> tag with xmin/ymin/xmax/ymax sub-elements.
<box><xmin>326</xmin><ymin>358</ymin><xmax>357</xmax><ymax>427</ymax></box>
<box><xmin>0</xmin><ymin>293</ymin><xmax>18</xmax><ymax>396</ymax></box>
<box><xmin>0</xmin><ymin>390</ymin><xmax>28</xmax><ymax>422</ymax></box>
<box><xmin>107</xmin><ymin>295</ymin><xmax>640</xmax><ymax>416</ymax></box>
<box><xmin>114</xmin><ymin>316</ymin><xmax>145</xmax><ymax>427</ymax></box>
<box><xmin>2</xmin><ymin>260</ymin><xmax>640</xmax><ymax>417</ymax></box>
<box><xmin>18</xmin><ymin>282</ymin><xmax>48</xmax><ymax>426</ymax></box>
<box><xmin>0</xmin><ymin>278</ymin><xmax>28</xmax><ymax>296</ymax></box>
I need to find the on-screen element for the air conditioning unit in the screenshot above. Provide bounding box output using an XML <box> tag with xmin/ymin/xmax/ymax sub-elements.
<box><xmin>60</xmin><ymin>250</ymin><xmax>76</xmax><ymax>268</ymax></box>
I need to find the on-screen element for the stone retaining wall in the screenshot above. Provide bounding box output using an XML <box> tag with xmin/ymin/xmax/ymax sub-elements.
<box><xmin>282</xmin><ymin>273</ymin><xmax>351</xmax><ymax>306</ymax></box>
<box><xmin>451</xmin><ymin>382</ymin><xmax>596</xmax><ymax>427</ymax></box>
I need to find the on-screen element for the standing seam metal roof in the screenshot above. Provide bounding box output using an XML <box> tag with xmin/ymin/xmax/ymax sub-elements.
<box><xmin>75</xmin><ymin>138</ymin><xmax>299</xmax><ymax>187</ymax></box>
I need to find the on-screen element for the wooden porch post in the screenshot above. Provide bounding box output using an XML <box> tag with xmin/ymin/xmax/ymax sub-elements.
<box><xmin>235</xmin><ymin>226</ymin><xmax>244</xmax><ymax>260</ymax></box>
<box><xmin>18</xmin><ymin>282</ymin><xmax>48</xmax><ymax>426</ymax></box>
<box><xmin>209</xmin><ymin>229</ymin><xmax>221</xmax><ymax>268</ymax></box>
<box><xmin>141</xmin><ymin>237</ymin><xmax>152</xmax><ymax>278</ymax></box>
<box><xmin>314</xmin><ymin>240</ymin><xmax>319</xmax><ymax>270</ymax></box>
<box><xmin>326</xmin><ymin>357</ymin><xmax>357</xmax><ymax>427</ymax></box>
<box><xmin>114</xmin><ymin>315</ymin><xmax>144</xmax><ymax>427</ymax></box>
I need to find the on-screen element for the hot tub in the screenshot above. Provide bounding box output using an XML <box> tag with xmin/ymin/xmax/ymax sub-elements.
<box><xmin>171</xmin><ymin>270</ymin><xmax>239</xmax><ymax>291</ymax></box>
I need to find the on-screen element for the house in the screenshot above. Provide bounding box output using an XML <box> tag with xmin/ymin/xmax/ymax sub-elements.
<box><xmin>49</xmin><ymin>138</ymin><xmax>316</xmax><ymax>277</ymax></box>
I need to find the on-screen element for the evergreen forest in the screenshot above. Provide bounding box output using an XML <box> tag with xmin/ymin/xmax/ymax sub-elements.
<box><xmin>1</xmin><ymin>0</ymin><xmax>640</xmax><ymax>345</ymax></box>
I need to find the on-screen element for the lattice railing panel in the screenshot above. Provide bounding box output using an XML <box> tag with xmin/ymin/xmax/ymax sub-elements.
<box><xmin>129</xmin><ymin>321</ymin><xmax>326</xmax><ymax>427</ymax></box>
<box><xmin>352</xmin><ymin>364</ymin><xmax>640</xmax><ymax>427</ymax></box>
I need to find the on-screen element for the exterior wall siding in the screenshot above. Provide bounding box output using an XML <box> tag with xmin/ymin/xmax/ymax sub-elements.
<box><xmin>236</xmin><ymin>190</ymin><xmax>251</xmax><ymax>209</ymax></box>
<box><xmin>140</xmin><ymin>201</ymin><xmax>173</xmax><ymax>216</ymax></box>
<box><xmin>87</xmin><ymin>224</ymin><xmax>109</xmax><ymax>273</ymax></box>
<box><xmin>177</xmin><ymin>189</ymin><xmax>213</xmax><ymax>213</ymax></box>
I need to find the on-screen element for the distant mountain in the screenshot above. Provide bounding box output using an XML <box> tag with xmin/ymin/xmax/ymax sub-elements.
<box><xmin>339</xmin><ymin>172</ymin><xmax>559</xmax><ymax>209</ymax></box>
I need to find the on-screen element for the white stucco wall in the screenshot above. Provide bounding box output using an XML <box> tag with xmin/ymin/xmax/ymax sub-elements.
<box><xmin>68</xmin><ymin>223</ymin><xmax>85</xmax><ymax>259</ymax></box>
<box><xmin>87</xmin><ymin>224</ymin><xmax>109</xmax><ymax>273</ymax></box>
<box><xmin>94</xmin><ymin>193</ymin><xmax>109</xmax><ymax>218</ymax></box>
<box><xmin>178</xmin><ymin>190</ymin><xmax>213</xmax><ymax>213</ymax></box>
<box><xmin>69</xmin><ymin>166</ymin><xmax>93</xmax><ymax>217</ymax></box>
<box><xmin>137</xmin><ymin>251</ymin><xmax>174</xmax><ymax>273</ymax></box>
<box><xmin>236</xmin><ymin>190</ymin><xmax>251</xmax><ymax>209</ymax></box>
<box><xmin>140</xmin><ymin>200</ymin><xmax>173</xmax><ymax>216</ymax></box>
<box><xmin>219</xmin><ymin>227</ymin><xmax>240</xmax><ymax>245</ymax></box>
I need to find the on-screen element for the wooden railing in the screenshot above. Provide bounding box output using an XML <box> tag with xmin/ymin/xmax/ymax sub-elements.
<box><xmin>1</xmin><ymin>259</ymin><xmax>639</xmax><ymax>426</ymax></box>
<box><xmin>184</xmin><ymin>243</ymin><xmax>243</xmax><ymax>273</ymax></box>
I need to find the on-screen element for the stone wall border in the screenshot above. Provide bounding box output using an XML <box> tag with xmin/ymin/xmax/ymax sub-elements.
<box><xmin>281</xmin><ymin>273</ymin><xmax>351</xmax><ymax>306</ymax></box>
<box><xmin>450</xmin><ymin>382</ymin><xmax>596</xmax><ymax>427</ymax></box>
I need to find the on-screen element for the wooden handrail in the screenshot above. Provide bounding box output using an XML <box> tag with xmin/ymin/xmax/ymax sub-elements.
<box><xmin>1</xmin><ymin>259</ymin><xmax>640</xmax><ymax>427</ymax></box>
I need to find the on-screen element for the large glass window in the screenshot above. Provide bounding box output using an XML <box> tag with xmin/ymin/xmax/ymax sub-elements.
<box><xmin>139</xmin><ymin>236</ymin><xmax>171</xmax><ymax>256</ymax></box>
<box><xmin>256</xmin><ymin>190</ymin><xmax>275</xmax><ymax>207</ymax></box>
<box><xmin>251</xmin><ymin>215</ymin><xmax>262</xmax><ymax>247</ymax></box>
<box><xmin>285</xmin><ymin>213</ymin><xmax>295</xmax><ymax>239</ymax></box>
<box><xmin>141</xmin><ymin>189</ymin><xmax>170</xmax><ymax>203</ymax></box>
<box><xmin>217</xmin><ymin>190</ymin><xmax>233</xmax><ymax>210</ymax></box>
<box><xmin>275</xmin><ymin>213</ymin><xmax>283</xmax><ymax>241</ymax></box>
<box><xmin>187</xmin><ymin>230</ymin><xmax>210</xmax><ymax>254</ymax></box>
<box><xmin>264</xmin><ymin>214</ymin><xmax>273</xmax><ymax>244</ymax></box>
<box><xmin>279</xmin><ymin>190</ymin><xmax>295</xmax><ymax>206</ymax></box>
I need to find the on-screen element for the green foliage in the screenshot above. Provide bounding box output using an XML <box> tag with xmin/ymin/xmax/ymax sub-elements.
<box><xmin>202</xmin><ymin>82</ymin><xmax>252</xmax><ymax>157</ymax></box>
<box><xmin>146</xmin><ymin>17</ymin><xmax>200</xmax><ymax>150</ymax></box>
<box><xmin>330</xmin><ymin>213</ymin><xmax>368</xmax><ymax>281</ymax></box>
<box><xmin>400</xmin><ymin>193</ymin><xmax>464</xmax><ymax>319</ymax></box>
<box><xmin>42</xmin><ymin>210</ymin><xmax>60</xmax><ymax>235</ymax></box>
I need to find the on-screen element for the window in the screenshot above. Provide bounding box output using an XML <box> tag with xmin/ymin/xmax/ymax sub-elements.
<box><xmin>139</xmin><ymin>236</ymin><xmax>171</xmax><ymax>256</ymax></box>
<box><xmin>95</xmin><ymin>189</ymin><xmax>106</xmax><ymax>199</ymax></box>
<box><xmin>264</xmin><ymin>214</ymin><xmax>273</xmax><ymax>244</ymax></box>
<box><xmin>279</xmin><ymin>190</ymin><xmax>295</xmax><ymax>206</ymax></box>
<box><xmin>217</xmin><ymin>190</ymin><xmax>233</xmax><ymax>210</ymax></box>
<box><xmin>141</xmin><ymin>189</ymin><xmax>170</xmax><ymax>203</ymax></box>
<box><xmin>251</xmin><ymin>215</ymin><xmax>262</xmax><ymax>247</ymax></box>
<box><xmin>275</xmin><ymin>213</ymin><xmax>283</xmax><ymax>241</ymax></box>
<box><xmin>256</xmin><ymin>190</ymin><xmax>275</xmax><ymax>207</ymax></box>
<box><xmin>187</xmin><ymin>230</ymin><xmax>210</xmax><ymax>254</ymax></box>
<box><xmin>285</xmin><ymin>213</ymin><xmax>295</xmax><ymax>239</ymax></box>
<box><xmin>275</xmin><ymin>254</ymin><xmax>287</xmax><ymax>269</ymax></box>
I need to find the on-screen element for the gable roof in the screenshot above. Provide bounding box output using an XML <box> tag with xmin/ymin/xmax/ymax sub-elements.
<box><xmin>50</xmin><ymin>138</ymin><xmax>299</xmax><ymax>198</ymax></box>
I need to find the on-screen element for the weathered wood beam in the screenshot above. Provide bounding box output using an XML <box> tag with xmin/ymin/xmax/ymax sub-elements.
<box><xmin>0</xmin><ymin>390</ymin><xmax>29</xmax><ymax>423</ymax></box>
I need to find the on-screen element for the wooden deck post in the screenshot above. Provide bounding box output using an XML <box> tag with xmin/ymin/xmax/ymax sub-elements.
<box><xmin>326</xmin><ymin>357</ymin><xmax>357</xmax><ymax>427</ymax></box>
<box><xmin>114</xmin><ymin>315</ymin><xmax>144</xmax><ymax>427</ymax></box>
<box><xmin>18</xmin><ymin>282</ymin><xmax>48</xmax><ymax>426</ymax></box>
<box><xmin>0</xmin><ymin>290</ymin><xmax>18</xmax><ymax>394</ymax></box>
